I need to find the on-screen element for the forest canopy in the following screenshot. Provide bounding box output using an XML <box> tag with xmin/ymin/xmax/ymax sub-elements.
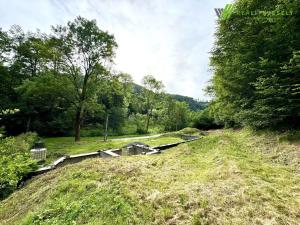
<box><xmin>0</xmin><ymin>17</ymin><xmax>206</xmax><ymax>140</ymax></box>
<box><xmin>208</xmin><ymin>0</ymin><xmax>300</xmax><ymax>129</ymax></box>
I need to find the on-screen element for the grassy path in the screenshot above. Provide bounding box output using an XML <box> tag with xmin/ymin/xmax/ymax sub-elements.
<box><xmin>110</xmin><ymin>134</ymin><xmax>161</xmax><ymax>141</ymax></box>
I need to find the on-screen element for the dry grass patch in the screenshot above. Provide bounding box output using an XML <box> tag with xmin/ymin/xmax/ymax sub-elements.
<box><xmin>0</xmin><ymin>129</ymin><xmax>299</xmax><ymax>225</ymax></box>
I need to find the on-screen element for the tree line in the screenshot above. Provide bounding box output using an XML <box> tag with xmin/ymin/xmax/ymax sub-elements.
<box><xmin>0</xmin><ymin>17</ymin><xmax>206</xmax><ymax>141</ymax></box>
<box><xmin>205</xmin><ymin>0</ymin><xmax>300</xmax><ymax>130</ymax></box>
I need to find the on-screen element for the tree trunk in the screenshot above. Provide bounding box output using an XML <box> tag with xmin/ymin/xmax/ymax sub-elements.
<box><xmin>145</xmin><ymin>110</ymin><xmax>151</xmax><ymax>133</ymax></box>
<box><xmin>26</xmin><ymin>116</ymin><xmax>31</xmax><ymax>132</ymax></box>
<box><xmin>104</xmin><ymin>113</ymin><xmax>109</xmax><ymax>142</ymax></box>
<box><xmin>74</xmin><ymin>109</ymin><xmax>81</xmax><ymax>142</ymax></box>
<box><xmin>74</xmin><ymin>74</ymin><xmax>88</xmax><ymax>142</ymax></box>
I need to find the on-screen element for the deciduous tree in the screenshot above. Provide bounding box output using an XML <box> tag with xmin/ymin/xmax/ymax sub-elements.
<box><xmin>141</xmin><ymin>75</ymin><xmax>164</xmax><ymax>132</ymax></box>
<box><xmin>52</xmin><ymin>17</ymin><xmax>118</xmax><ymax>141</ymax></box>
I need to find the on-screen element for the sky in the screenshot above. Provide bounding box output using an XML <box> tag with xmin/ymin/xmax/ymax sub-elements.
<box><xmin>0</xmin><ymin>0</ymin><xmax>231</xmax><ymax>100</ymax></box>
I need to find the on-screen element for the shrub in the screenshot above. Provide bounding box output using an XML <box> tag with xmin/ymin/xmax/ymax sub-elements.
<box><xmin>79</xmin><ymin>127</ymin><xmax>103</xmax><ymax>137</ymax></box>
<box><xmin>177</xmin><ymin>127</ymin><xmax>201</xmax><ymax>135</ymax></box>
<box><xmin>176</xmin><ymin>127</ymin><xmax>207</xmax><ymax>137</ymax></box>
<box><xmin>136</xmin><ymin>127</ymin><xmax>148</xmax><ymax>135</ymax></box>
<box><xmin>192</xmin><ymin>109</ymin><xmax>223</xmax><ymax>130</ymax></box>
<box><xmin>0</xmin><ymin>132</ymin><xmax>38</xmax><ymax>199</ymax></box>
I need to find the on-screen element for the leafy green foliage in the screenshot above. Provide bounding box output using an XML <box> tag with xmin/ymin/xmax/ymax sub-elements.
<box><xmin>192</xmin><ymin>108</ymin><xmax>223</xmax><ymax>130</ymax></box>
<box><xmin>162</xmin><ymin>97</ymin><xmax>190</xmax><ymax>131</ymax></box>
<box><xmin>0</xmin><ymin>132</ymin><xmax>38</xmax><ymax>199</ymax></box>
<box><xmin>97</xmin><ymin>73</ymin><xmax>133</xmax><ymax>139</ymax></box>
<box><xmin>141</xmin><ymin>75</ymin><xmax>165</xmax><ymax>132</ymax></box>
<box><xmin>0</xmin><ymin>17</ymin><xmax>199</xmax><ymax>139</ymax></box>
<box><xmin>210</xmin><ymin>0</ymin><xmax>300</xmax><ymax>129</ymax></box>
<box><xmin>15</xmin><ymin>73</ymin><xmax>75</xmax><ymax>136</ymax></box>
<box><xmin>52</xmin><ymin>16</ymin><xmax>118</xmax><ymax>141</ymax></box>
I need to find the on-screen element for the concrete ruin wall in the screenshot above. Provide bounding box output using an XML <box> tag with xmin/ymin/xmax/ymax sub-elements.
<box><xmin>26</xmin><ymin>136</ymin><xmax>199</xmax><ymax>180</ymax></box>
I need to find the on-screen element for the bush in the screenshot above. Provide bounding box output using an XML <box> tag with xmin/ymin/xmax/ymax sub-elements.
<box><xmin>177</xmin><ymin>127</ymin><xmax>204</xmax><ymax>136</ymax></box>
<box><xmin>136</xmin><ymin>127</ymin><xmax>148</xmax><ymax>135</ymax></box>
<box><xmin>79</xmin><ymin>127</ymin><xmax>103</xmax><ymax>137</ymax></box>
<box><xmin>192</xmin><ymin>109</ymin><xmax>223</xmax><ymax>130</ymax></box>
<box><xmin>0</xmin><ymin>132</ymin><xmax>38</xmax><ymax>199</ymax></box>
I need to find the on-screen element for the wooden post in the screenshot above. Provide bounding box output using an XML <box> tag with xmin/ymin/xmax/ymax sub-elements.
<box><xmin>104</xmin><ymin>113</ymin><xmax>109</xmax><ymax>142</ymax></box>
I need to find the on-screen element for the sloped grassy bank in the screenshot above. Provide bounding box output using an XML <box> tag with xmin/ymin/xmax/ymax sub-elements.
<box><xmin>0</xmin><ymin>129</ymin><xmax>299</xmax><ymax>225</ymax></box>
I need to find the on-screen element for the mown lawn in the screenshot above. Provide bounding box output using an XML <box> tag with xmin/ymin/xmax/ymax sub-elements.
<box><xmin>0</xmin><ymin>129</ymin><xmax>299</xmax><ymax>224</ymax></box>
<box><xmin>43</xmin><ymin>135</ymin><xmax>183</xmax><ymax>164</ymax></box>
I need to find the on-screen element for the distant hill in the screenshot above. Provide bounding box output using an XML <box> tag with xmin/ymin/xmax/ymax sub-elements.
<box><xmin>133</xmin><ymin>83</ymin><xmax>144</xmax><ymax>93</ymax></box>
<box><xmin>133</xmin><ymin>83</ymin><xmax>208</xmax><ymax>111</ymax></box>
<box><xmin>170</xmin><ymin>94</ymin><xmax>208</xmax><ymax>111</ymax></box>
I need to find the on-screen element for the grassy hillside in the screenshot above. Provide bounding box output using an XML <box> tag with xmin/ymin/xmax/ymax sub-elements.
<box><xmin>0</xmin><ymin>130</ymin><xmax>299</xmax><ymax>225</ymax></box>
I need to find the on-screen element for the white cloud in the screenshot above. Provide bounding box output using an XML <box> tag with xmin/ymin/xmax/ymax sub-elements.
<box><xmin>0</xmin><ymin>0</ymin><xmax>231</xmax><ymax>100</ymax></box>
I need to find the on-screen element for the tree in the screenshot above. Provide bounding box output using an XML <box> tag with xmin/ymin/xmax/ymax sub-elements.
<box><xmin>210</xmin><ymin>0</ymin><xmax>300</xmax><ymax>129</ymax></box>
<box><xmin>12</xmin><ymin>31</ymin><xmax>49</xmax><ymax>77</ymax></box>
<box><xmin>162</xmin><ymin>96</ymin><xmax>190</xmax><ymax>131</ymax></box>
<box><xmin>52</xmin><ymin>17</ymin><xmax>118</xmax><ymax>141</ymax></box>
<box><xmin>97</xmin><ymin>73</ymin><xmax>133</xmax><ymax>141</ymax></box>
<box><xmin>15</xmin><ymin>72</ymin><xmax>75</xmax><ymax>136</ymax></box>
<box><xmin>191</xmin><ymin>106</ymin><xmax>223</xmax><ymax>130</ymax></box>
<box><xmin>0</xmin><ymin>109</ymin><xmax>19</xmax><ymax>138</ymax></box>
<box><xmin>1</xmin><ymin>26</ymin><xmax>65</xmax><ymax>132</ymax></box>
<box><xmin>173</xmin><ymin>101</ymin><xmax>189</xmax><ymax>131</ymax></box>
<box><xmin>141</xmin><ymin>75</ymin><xmax>164</xmax><ymax>133</ymax></box>
<box><xmin>0</xmin><ymin>29</ymin><xmax>11</xmax><ymax>63</ymax></box>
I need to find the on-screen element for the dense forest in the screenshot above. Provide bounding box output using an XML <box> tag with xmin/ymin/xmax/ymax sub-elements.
<box><xmin>0</xmin><ymin>17</ymin><xmax>207</xmax><ymax>141</ymax></box>
<box><xmin>208</xmin><ymin>0</ymin><xmax>300</xmax><ymax>129</ymax></box>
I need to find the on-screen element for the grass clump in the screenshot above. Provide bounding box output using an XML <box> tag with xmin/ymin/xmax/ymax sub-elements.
<box><xmin>0</xmin><ymin>129</ymin><xmax>299</xmax><ymax>224</ymax></box>
<box><xmin>176</xmin><ymin>127</ymin><xmax>207</xmax><ymax>136</ymax></box>
<box><xmin>161</xmin><ymin>127</ymin><xmax>207</xmax><ymax>139</ymax></box>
